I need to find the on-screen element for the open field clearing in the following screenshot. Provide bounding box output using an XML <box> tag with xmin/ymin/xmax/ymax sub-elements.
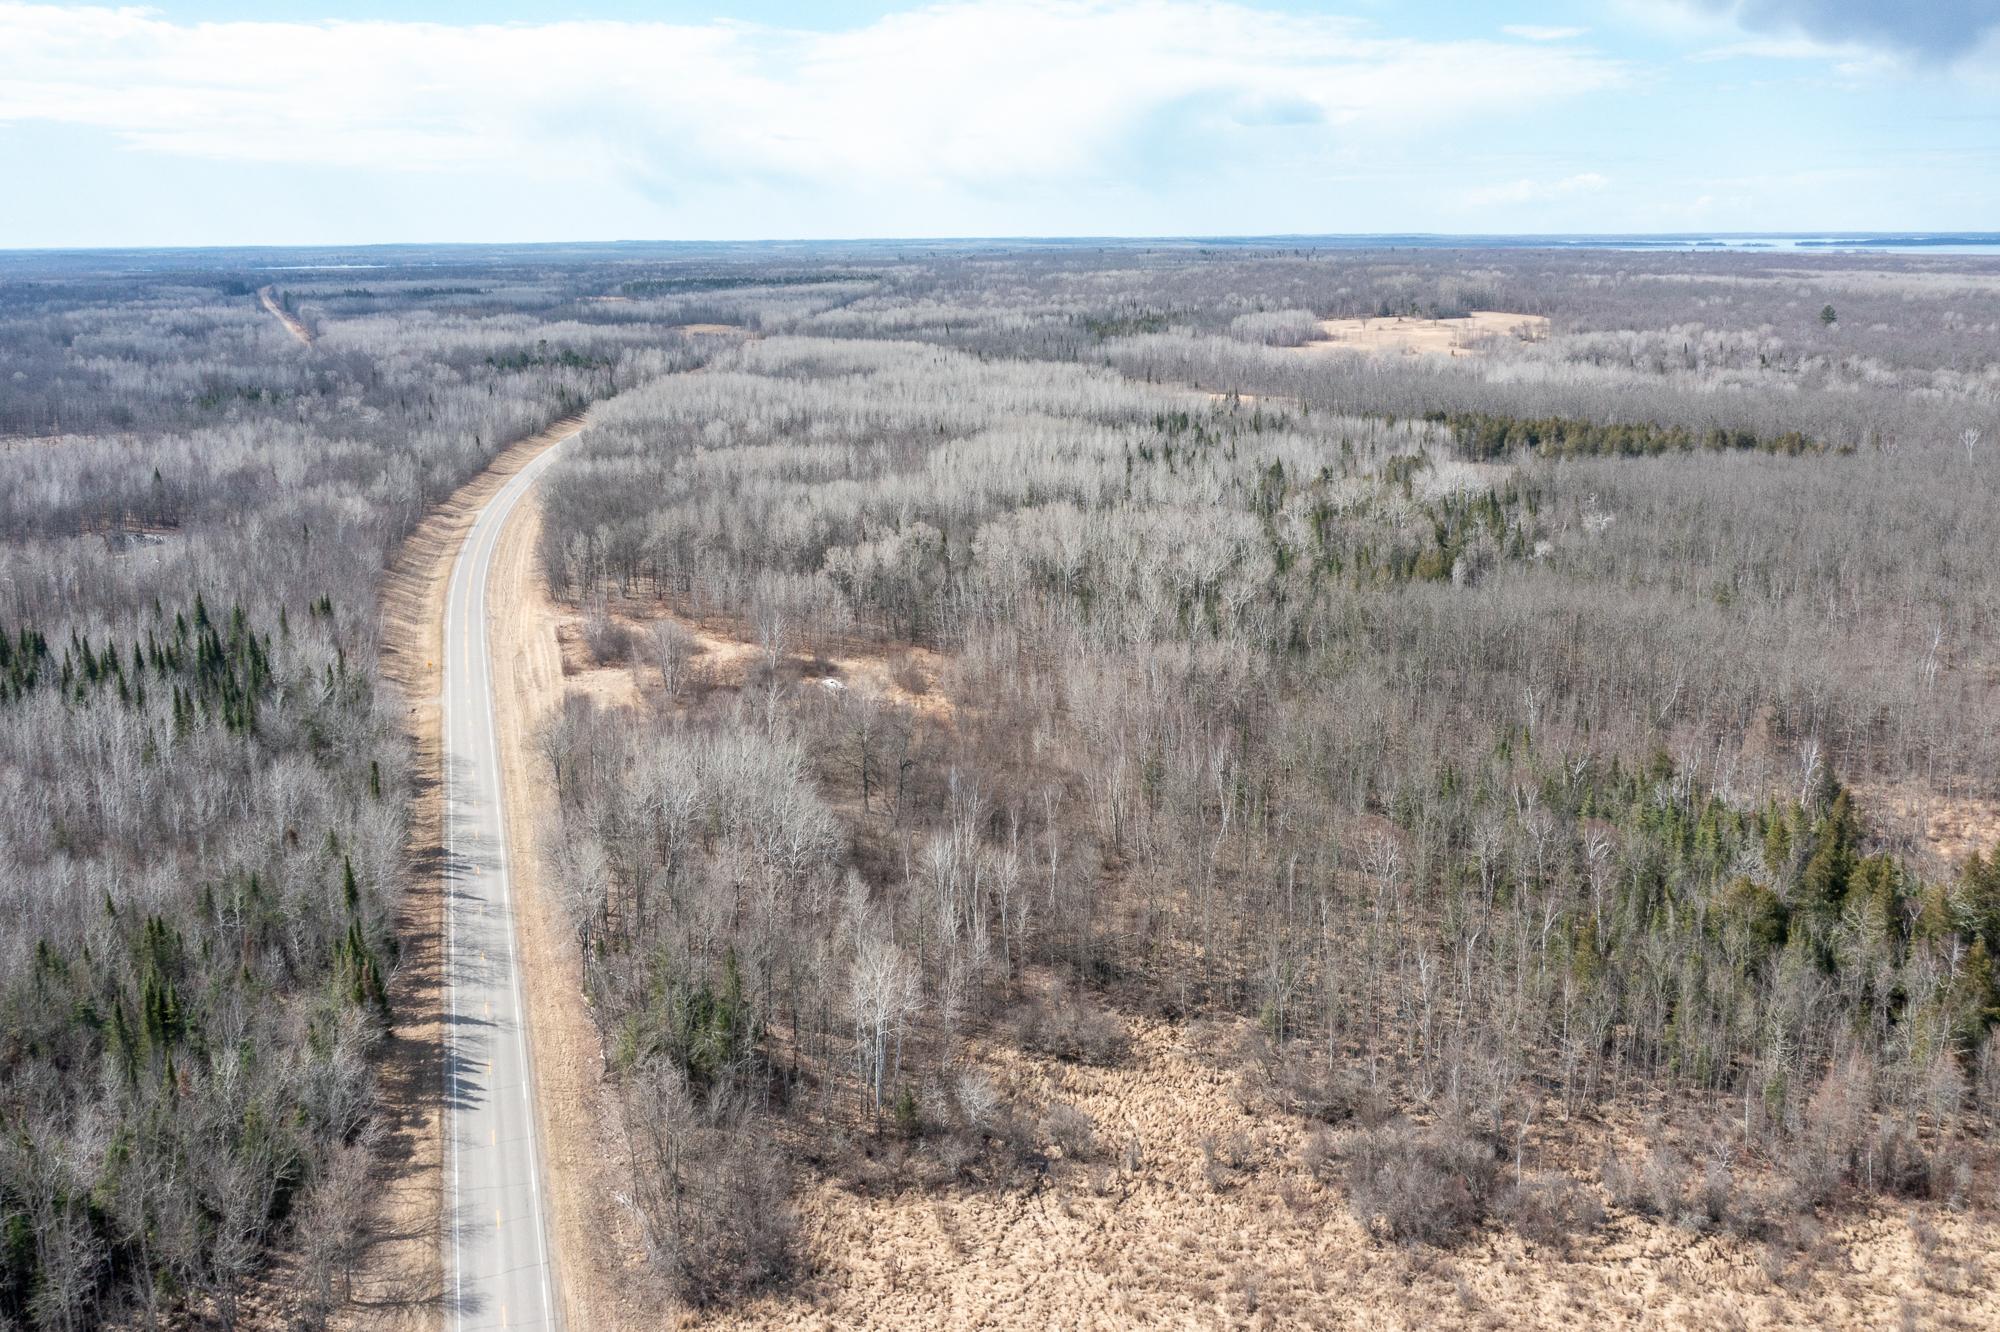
<box><xmin>1292</xmin><ymin>310</ymin><xmax>1549</xmax><ymax>358</ymax></box>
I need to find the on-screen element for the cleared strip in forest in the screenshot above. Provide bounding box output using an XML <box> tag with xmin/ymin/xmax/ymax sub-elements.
<box><xmin>258</xmin><ymin>284</ymin><xmax>316</xmax><ymax>347</ymax></box>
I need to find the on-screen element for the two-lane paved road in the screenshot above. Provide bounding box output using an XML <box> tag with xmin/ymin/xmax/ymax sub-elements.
<box><xmin>442</xmin><ymin>435</ymin><xmax>573</xmax><ymax>1331</ymax></box>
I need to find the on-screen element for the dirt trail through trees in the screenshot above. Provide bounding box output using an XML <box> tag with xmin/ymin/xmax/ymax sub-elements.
<box><xmin>258</xmin><ymin>284</ymin><xmax>315</xmax><ymax>347</ymax></box>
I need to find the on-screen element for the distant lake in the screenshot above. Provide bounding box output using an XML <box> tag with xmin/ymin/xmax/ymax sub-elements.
<box><xmin>1195</xmin><ymin>233</ymin><xmax>2000</xmax><ymax>255</ymax></box>
<box><xmin>1602</xmin><ymin>235</ymin><xmax>2000</xmax><ymax>255</ymax></box>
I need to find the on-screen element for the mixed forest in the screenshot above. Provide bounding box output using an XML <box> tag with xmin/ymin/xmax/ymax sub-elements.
<box><xmin>0</xmin><ymin>255</ymin><xmax>700</xmax><ymax>1327</ymax></box>
<box><xmin>4</xmin><ymin>241</ymin><xmax>2000</xmax><ymax>1325</ymax></box>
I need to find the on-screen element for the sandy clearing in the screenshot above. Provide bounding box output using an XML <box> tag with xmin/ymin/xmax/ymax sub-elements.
<box><xmin>1293</xmin><ymin>310</ymin><xmax>1548</xmax><ymax>359</ymax></box>
<box><xmin>575</xmin><ymin>599</ymin><xmax>954</xmax><ymax>722</ymax></box>
<box><xmin>338</xmin><ymin>415</ymin><xmax>584</xmax><ymax>1332</ymax></box>
<box><xmin>825</xmin><ymin>645</ymin><xmax>953</xmax><ymax>721</ymax></box>
<box><xmin>259</xmin><ymin>284</ymin><xmax>316</xmax><ymax>347</ymax></box>
<box><xmin>553</xmin><ymin>621</ymin><xmax>649</xmax><ymax>709</ymax></box>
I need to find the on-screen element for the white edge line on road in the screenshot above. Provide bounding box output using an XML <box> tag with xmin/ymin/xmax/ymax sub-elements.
<box><xmin>444</xmin><ymin>497</ymin><xmax>466</xmax><ymax>1332</ymax></box>
<box><xmin>443</xmin><ymin>430</ymin><xmax>576</xmax><ymax>1332</ymax></box>
<box><xmin>480</xmin><ymin>441</ymin><xmax>568</xmax><ymax>1329</ymax></box>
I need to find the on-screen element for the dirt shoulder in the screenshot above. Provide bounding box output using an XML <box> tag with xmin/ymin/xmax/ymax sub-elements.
<box><xmin>486</xmin><ymin>478</ymin><xmax>657</xmax><ymax>1330</ymax></box>
<box><xmin>344</xmin><ymin>416</ymin><xmax>585</xmax><ymax>1332</ymax></box>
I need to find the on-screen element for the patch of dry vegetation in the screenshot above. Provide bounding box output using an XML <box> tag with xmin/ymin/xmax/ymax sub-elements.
<box><xmin>1290</xmin><ymin>309</ymin><xmax>1549</xmax><ymax>358</ymax></box>
<box><xmin>695</xmin><ymin>1018</ymin><xmax>2000</xmax><ymax>1331</ymax></box>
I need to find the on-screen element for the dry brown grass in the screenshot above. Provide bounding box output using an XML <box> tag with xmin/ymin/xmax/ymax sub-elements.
<box><xmin>1291</xmin><ymin>310</ymin><xmax>1548</xmax><ymax>359</ymax></box>
<box><xmin>558</xmin><ymin>595</ymin><xmax>955</xmax><ymax>722</ymax></box>
<box><xmin>692</xmin><ymin>1019</ymin><xmax>2000</xmax><ymax>1330</ymax></box>
<box><xmin>1855</xmin><ymin>782</ymin><xmax>2000</xmax><ymax>870</ymax></box>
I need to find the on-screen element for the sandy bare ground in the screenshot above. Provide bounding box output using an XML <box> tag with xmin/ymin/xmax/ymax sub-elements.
<box><xmin>558</xmin><ymin>597</ymin><xmax>951</xmax><ymax>722</ymax></box>
<box><xmin>700</xmin><ymin>1018</ymin><xmax>1999</xmax><ymax>1331</ymax></box>
<box><xmin>339</xmin><ymin>416</ymin><xmax>584</xmax><ymax>1332</ymax></box>
<box><xmin>259</xmin><ymin>285</ymin><xmax>316</xmax><ymax>347</ymax></box>
<box><xmin>1294</xmin><ymin>310</ymin><xmax>1547</xmax><ymax>359</ymax></box>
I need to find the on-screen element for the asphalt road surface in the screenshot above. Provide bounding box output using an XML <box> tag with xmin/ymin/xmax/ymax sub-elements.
<box><xmin>442</xmin><ymin>436</ymin><xmax>572</xmax><ymax>1331</ymax></box>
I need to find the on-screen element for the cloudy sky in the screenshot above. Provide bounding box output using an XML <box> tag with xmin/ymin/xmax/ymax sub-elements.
<box><xmin>3</xmin><ymin>1</ymin><xmax>1996</xmax><ymax>246</ymax></box>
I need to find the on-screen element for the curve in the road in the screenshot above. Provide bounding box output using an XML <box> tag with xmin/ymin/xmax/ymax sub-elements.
<box><xmin>442</xmin><ymin>433</ymin><xmax>574</xmax><ymax>1332</ymax></box>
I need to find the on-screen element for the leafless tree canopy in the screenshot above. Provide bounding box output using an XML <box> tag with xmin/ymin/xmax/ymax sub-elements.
<box><xmin>0</xmin><ymin>256</ymin><xmax>707</xmax><ymax>1327</ymax></box>
<box><xmin>529</xmin><ymin>244</ymin><xmax>2000</xmax><ymax>1296</ymax></box>
<box><xmin>7</xmin><ymin>241</ymin><xmax>2000</xmax><ymax>1320</ymax></box>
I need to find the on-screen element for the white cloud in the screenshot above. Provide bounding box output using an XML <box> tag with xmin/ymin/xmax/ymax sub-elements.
<box><xmin>1687</xmin><ymin>34</ymin><xmax>1900</xmax><ymax>78</ymax></box>
<box><xmin>1503</xmin><ymin>25</ymin><xmax>1588</xmax><ymax>41</ymax></box>
<box><xmin>1690</xmin><ymin>35</ymin><xmax>1849</xmax><ymax>59</ymax></box>
<box><xmin>1460</xmin><ymin>172</ymin><xmax>1610</xmax><ymax>208</ymax></box>
<box><xmin>0</xmin><ymin>1</ymin><xmax>1627</xmax><ymax>195</ymax></box>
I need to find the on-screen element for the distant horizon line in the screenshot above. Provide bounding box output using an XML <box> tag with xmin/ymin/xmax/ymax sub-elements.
<box><xmin>7</xmin><ymin>230</ymin><xmax>2000</xmax><ymax>259</ymax></box>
